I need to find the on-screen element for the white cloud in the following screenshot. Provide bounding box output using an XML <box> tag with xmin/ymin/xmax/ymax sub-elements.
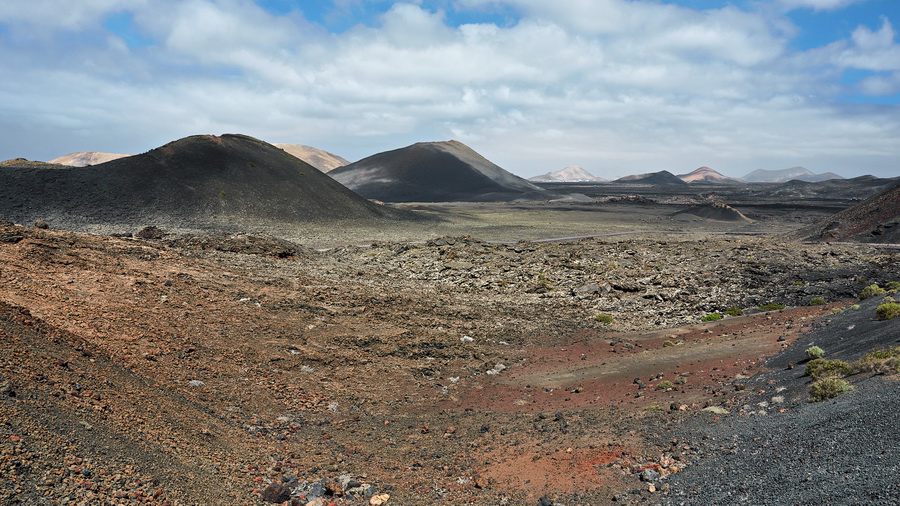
<box><xmin>0</xmin><ymin>0</ymin><xmax>897</xmax><ymax>178</ymax></box>
<box><xmin>776</xmin><ymin>0</ymin><xmax>867</xmax><ymax>11</ymax></box>
<box><xmin>835</xmin><ymin>17</ymin><xmax>900</xmax><ymax>71</ymax></box>
<box><xmin>0</xmin><ymin>0</ymin><xmax>141</xmax><ymax>30</ymax></box>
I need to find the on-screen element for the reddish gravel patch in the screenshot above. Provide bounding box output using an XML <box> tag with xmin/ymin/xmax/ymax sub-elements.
<box><xmin>447</xmin><ymin>305</ymin><xmax>844</xmax><ymax>414</ymax></box>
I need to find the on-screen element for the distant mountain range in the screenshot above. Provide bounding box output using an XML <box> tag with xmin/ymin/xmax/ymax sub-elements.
<box><xmin>37</xmin><ymin>143</ymin><xmax>850</xmax><ymax>189</ymax></box>
<box><xmin>529</xmin><ymin>166</ymin><xmax>607</xmax><ymax>182</ymax></box>
<box><xmin>529</xmin><ymin>165</ymin><xmax>846</xmax><ymax>185</ymax></box>
<box><xmin>741</xmin><ymin>167</ymin><xmax>843</xmax><ymax>183</ymax></box>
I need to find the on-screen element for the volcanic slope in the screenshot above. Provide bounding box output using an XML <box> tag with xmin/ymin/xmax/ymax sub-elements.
<box><xmin>330</xmin><ymin>140</ymin><xmax>545</xmax><ymax>202</ymax></box>
<box><xmin>273</xmin><ymin>143</ymin><xmax>350</xmax><ymax>172</ymax></box>
<box><xmin>0</xmin><ymin>134</ymin><xmax>411</xmax><ymax>232</ymax></box>
<box><xmin>789</xmin><ymin>181</ymin><xmax>900</xmax><ymax>243</ymax></box>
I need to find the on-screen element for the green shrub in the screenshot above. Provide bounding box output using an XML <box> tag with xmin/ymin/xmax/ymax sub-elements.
<box><xmin>886</xmin><ymin>281</ymin><xmax>900</xmax><ymax>292</ymax></box>
<box><xmin>858</xmin><ymin>284</ymin><xmax>887</xmax><ymax>300</ymax></box>
<box><xmin>876</xmin><ymin>302</ymin><xmax>900</xmax><ymax>320</ymax></box>
<box><xmin>725</xmin><ymin>306</ymin><xmax>744</xmax><ymax>317</ymax></box>
<box><xmin>805</xmin><ymin>346</ymin><xmax>825</xmax><ymax>360</ymax></box>
<box><xmin>808</xmin><ymin>297</ymin><xmax>827</xmax><ymax>306</ymax></box>
<box><xmin>701</xmin><ymin>313</ymin><xmax>722</xmax><ymax>322</ymax></box>
<box><xmin>758</xmin><ymin>303</ymin><xmax>785</xmax><ymax>311</ymax></box>
<box><xmin>805</xmin><ymin>359</ymin><xmax>853</xmax><ymax>380</ymax></box>
<box><xmin>809</xmin><ymin>377</ymin><xmax>853</xmax><ymax>402</ymax></box>
<box><xmin>854</xmin><ymin>346</ymin><xmax>900</xmax><ymax>375</ymax></box>
<box><xmin>594</xmin><ymin>313</ymin><xmax>613</xmax><ymax>324</ymax></box>
<box><xmin>655</xmin><ymin>380</ymin><xmax>675</xmax><ymax>390</ymax></box>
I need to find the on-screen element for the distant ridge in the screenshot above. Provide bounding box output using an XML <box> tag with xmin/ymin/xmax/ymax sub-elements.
<box><xmin>274</xmin><ymin>144</ymin><xmax>350</xmax><ymax>172</ymax></box>
<box><xmin>743</xmin><ymin>167</ymin><xmax>844</xmax><ymax>183</ymax></box>
<box><xmin>529</xmin><ymin>165</ymin><xmax>607</xmax><ymax>182</ymax></box>
<box><xmin>330</xmin><ymin>140</ymin><xmax>545</xmax><ymax>202</ymax></box>
<box><xmin>0</xmin><ymin>134</ymin><xmax>410</xmax><ymax>230</ymax></box>
<box><xmin>677</xmin><ymin>167</ymin><xmax>741</xmax><ymax>184</ymax></box>
<box><xmin>612</xmin><ymin>170</ymin><xmax>688</xmax><ymax>185</ymax></box>
<box><xmin>49</xmin><ymin>151</ymin><xmax>131</xmax><ymax>167</ymax></box>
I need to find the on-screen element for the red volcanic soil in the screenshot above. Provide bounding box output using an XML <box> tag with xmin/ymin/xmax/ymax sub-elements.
<box><xmin>437</xmin><ymin>305</ymin><xmax>845</xmax><ymax>500</ymax></box>
<box><xmin>449</xmin><ymin>306</ymin><xmax>840</xmax><ymax>414</ymax></box>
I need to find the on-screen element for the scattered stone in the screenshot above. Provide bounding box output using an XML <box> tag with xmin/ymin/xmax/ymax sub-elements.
<box><xmin>261</xmin><ymin>483</ymin><xmax>291</xmax><ymax>503</ymax></box>
<box><xmin>136</xmin><ymin>226</ymin><xmax>165</xmax><ymax>240</ymax></box>
<box><xmin>639</xmin><ymin>468</ymin><xmax>660</xmax><ymax>482</ymax></box>
<box><xmin>324</xmin><ymin>478</ymin><xmax>343</xmax><ymax>496</ymax></box>
<box><xmin>370</xmin><ymin>493</ymin><xmax>390</xmax><ymax>505</ymax></box>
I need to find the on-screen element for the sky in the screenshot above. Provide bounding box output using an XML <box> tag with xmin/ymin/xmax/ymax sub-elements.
<box><xmin>0</xmin><ymin>0</ymin><xmax>898</xmax><ymax>179</ymax></box>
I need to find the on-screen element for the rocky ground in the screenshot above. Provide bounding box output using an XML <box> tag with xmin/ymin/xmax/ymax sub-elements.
<box><xmin>0</xmin><ymin>218</ymin><xmax>897</xmax><ymax>505</ymax></box>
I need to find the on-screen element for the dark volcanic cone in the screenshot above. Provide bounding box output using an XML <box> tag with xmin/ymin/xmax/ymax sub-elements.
<box><xmin>0</xmin><ymin>134</ymin><xmax>409</xmax><ymax>230</ymax></box>
<box><xmin>329</xmin><ymin>140</ymin><xmax>545</xmax><ymax>202</ymax></box>
<box><xmin>612</xmin><ymin>170</ymin><xmax>688</xmax><ymax>185</ymax></box>
<box><xmin>673</xmin><ymin>202</ymin><xmax>753</xmax><ymax>222</ymax></box>
<box><xmin>789</xmin><ymin>181</ymin><xmax>900</xmax><ymax>243</ymax></box>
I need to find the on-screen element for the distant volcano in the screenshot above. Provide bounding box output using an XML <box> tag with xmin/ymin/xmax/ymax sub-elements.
<box><xmin>0</xmin><ymin>134</ymin><xmax>410</xmax><ymax>230</ymax></box>
<box><xmin>677</xmin><ymin>167</ymin><xmax>741</xmax><ymax>184</ymax></box>
<box><xmin>274</xmin><ymin>144</ymin><xmax>350</xmax><ymax>172</ymax></box>
<box><xmin>612</xmin><ymin>170</ymin><xmax>688</xmax><ymax>185</ymax></box>
<box><xmin>529</xmin><ymin>166</ymin><xmax>607</xmax><ymax>182</ymax></box>
<box><xmin>329</xmin><ymin>140</ymin><xmax>545</xmax><ymax>202</ymax></box>
<box><xmin>49</xmin><ymin>151</ymin><xmax>132</xmax><ymax>167</ymax></box>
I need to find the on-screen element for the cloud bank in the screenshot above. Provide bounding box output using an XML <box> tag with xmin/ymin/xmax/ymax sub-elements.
<box><xmin>0</xmin><ymin>0</ymin><xmax>897</xmax><ymax>178</ymax></box>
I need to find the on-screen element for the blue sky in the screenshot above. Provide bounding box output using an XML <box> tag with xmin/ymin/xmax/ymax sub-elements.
<box><xmin>1</xmin><ymin>0</ymin><xmax>898</xmax><ymax>178</ymax></box>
